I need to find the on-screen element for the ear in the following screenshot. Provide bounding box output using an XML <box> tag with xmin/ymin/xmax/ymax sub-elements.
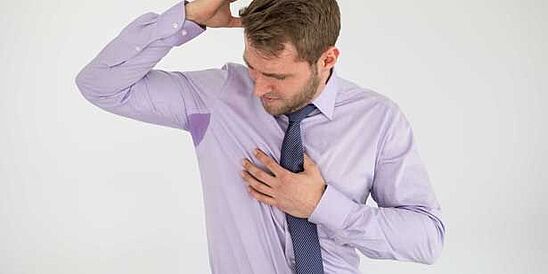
<box><xmin>318</xmin><ymin>46</ymin><xmax>340</xmax><ymax>71</ymax></box>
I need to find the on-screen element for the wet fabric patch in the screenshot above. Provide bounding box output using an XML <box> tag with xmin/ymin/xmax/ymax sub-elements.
<box><xmin>188</xmin><ymin>113</ymin><xmax>211</xmax><ymax>147</ymax></box>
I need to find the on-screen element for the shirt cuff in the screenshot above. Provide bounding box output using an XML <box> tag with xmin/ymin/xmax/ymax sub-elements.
<box><xmin>156</xmin><ymin>0</ymin><xmax>206</xmax><ymax>47</ymax></box>
<box><xmin>308</xmin><ymin>184</ymin><xmax>358</xmax><ymax>231</ymax></box>
<box><xmin>101</xmin><ymin>0</ymin><xmax>205</xmax><ymax>67</ymax></box>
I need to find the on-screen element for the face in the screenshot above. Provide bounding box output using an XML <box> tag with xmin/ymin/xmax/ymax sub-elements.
<box><xmin>243</xmin><ymin>40</ymin><xmax>322</xmax><ymax>116</ymax></box>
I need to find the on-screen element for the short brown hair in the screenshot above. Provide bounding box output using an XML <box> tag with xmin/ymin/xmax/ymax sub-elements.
<box><xmin>239</xmin><ymin>0</ymin><xmax>340</xmax><ymax>65</ymax></box>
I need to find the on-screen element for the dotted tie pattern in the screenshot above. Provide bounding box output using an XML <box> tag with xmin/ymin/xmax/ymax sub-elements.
<box><xmin>280</xmin><ymin>104</ymin><xmax>325</xmax><ymax>274</ymax></box>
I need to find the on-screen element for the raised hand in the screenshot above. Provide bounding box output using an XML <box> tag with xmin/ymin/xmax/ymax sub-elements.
<box><xmin>185</xmin><ymin>0</ymin><xmax>242</xmax><ymax>28</ymax></box>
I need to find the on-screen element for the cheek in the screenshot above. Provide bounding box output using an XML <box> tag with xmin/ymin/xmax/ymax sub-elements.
<box><xmin>277</xmin><ymin>80</ymin><xmax>301</xmax><ymax>95</ymax></box>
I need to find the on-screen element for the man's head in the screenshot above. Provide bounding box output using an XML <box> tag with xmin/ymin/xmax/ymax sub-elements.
<box><xmin>239</xmin><ymin>0</ymin><xmax>341</xmax><ymax>115</ymax></box>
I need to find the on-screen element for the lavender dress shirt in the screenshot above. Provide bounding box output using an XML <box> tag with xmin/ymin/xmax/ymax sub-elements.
<box><xmin>75</xmin><ymin>1</ymin><xmax>445</xmax><ymax>273</ymax></box>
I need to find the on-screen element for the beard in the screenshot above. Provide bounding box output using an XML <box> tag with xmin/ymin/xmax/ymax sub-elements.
<box><xmin>261</xmin><ymin>65</ymin><xmax>321</xmax><ymax>116</ymax></box>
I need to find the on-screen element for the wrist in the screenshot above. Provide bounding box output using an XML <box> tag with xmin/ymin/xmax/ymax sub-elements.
<box><xmin>184</xmin><ymin>1</ymin><xmax>196</xmax><ymax>21</ymax></box>
<box><xmin>306</xmin><ymin>184</ymin><xmax>327</xmax><ymax>218</ymax></box>
<box><xmin>184</xmin><ymin>1</ymin><xmax>206</xmax><ymax>29</ymax></box>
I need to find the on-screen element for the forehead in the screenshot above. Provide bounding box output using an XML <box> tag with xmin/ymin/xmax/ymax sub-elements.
<box><xmin>243</xmin><ymin>39</ymin><xmax>303</xmax><ymax>70</ymax></box>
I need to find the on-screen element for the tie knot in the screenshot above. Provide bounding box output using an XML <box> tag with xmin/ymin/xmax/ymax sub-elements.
<box><xmin>285</xmin><ymin>104</ymin><xmax>317</xmax><ymax>123</ymax></box>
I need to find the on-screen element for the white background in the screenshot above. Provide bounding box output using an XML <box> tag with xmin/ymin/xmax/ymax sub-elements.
<box><xmin>1</xmin><ymin>0</ymin><xmax>546</xmax><ymax>273</ymax></box>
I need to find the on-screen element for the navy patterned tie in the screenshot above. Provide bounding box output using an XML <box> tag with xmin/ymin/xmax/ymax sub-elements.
<box><xmin>280</xmin><ymin>104</ymin><xmax>324</xmax><ymax>274</ymax></box>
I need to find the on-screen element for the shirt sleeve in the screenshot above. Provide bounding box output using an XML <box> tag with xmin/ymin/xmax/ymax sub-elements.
<box><xmin>75</xmin><ymin>0</ymin><xmax>228</xmax><ymax>131</ymax></box>
<box><xmin>308</xmin><ymin>100</ymin><xmax>446</xmax><ymax>265</ymax></box>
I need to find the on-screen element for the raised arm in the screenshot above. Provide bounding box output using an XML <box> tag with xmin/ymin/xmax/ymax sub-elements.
<box><xmin>75</xmin><ymin>0</ymin><xmax>241</xmax><ymax>131</ymax></box>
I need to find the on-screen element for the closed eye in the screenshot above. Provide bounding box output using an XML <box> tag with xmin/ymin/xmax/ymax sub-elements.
<box><xmin>269</xmin><ymin>75</ymin><xmax>287</xmax><ymax>80</ymax></box>
<box><xmin>243</xmin><ymin>55</ymin><xmax>291</xmax><ymax>81</ymax></box>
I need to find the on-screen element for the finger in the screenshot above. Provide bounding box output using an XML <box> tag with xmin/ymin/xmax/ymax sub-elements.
<box><xmin>254</xmin><ymin>148</ymin><xmax>288</xmax><ymax>177</ymax></box>
<box><xmin>228</xmin><ymin>17</ymin><xmax>242</xmax><ymax>28</ymax></box>
<box><xmin>241</xmin><ymin>170</ymin><xmax>276</xmax><ymax>198</ymax></box>
<box><xmin>247</xmin><ymin>184</ymin><xmax>277</xmax><ymax>206</ymax></box>
<box><xmin>242</xmin><ymin>159</ymin><xmax>276</xmax><ymax>186</ymax></box>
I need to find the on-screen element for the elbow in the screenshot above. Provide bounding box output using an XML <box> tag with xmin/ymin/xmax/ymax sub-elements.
<box><xmin>422</xmin><ymin>218</ymin><xmax>445</xmax><ymax>265</ymax></box>
<box><xmin>74</xmin><ymin>64</ymin><xmax>116</xmax><ymax>106</ymax></box>
<box><xmin>75</xmin><ymin>66</ymin><xmax>96</xmax><ymax>101</ymax></box>
<box><xmin>423</xmin><ymin>240</ymin><xmax>443</xmax><ymax>265</ymax></box>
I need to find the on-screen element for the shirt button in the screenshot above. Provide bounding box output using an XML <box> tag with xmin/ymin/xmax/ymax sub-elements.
<box><xmin>172</xmin><ymin>23</ymin><xmax>178</xmax><ymax>29</ymax></box>
<box><xmin>181</xmin><ymin>29</ymin><xmax>188</xmax><ymax>36</ymax></box>
<box><xmin>135</xmin><ymin>46</ymin><xmax>141</xmax><ymax>51</ymax></box>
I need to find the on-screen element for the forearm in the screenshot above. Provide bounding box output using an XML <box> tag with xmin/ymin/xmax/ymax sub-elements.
<box><xmin>309</xmin><ymin>185</ymin><xmax>445</xmax><ymax>264</ymax></box>
<box><xmin>75</xmin><ymin>0</ymin><xmax>204</xmax><ymax>103</ymax></box>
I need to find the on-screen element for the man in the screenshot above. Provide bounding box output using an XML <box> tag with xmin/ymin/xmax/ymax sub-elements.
<box><xmin>75</xmin><ymin>0</ymin><xmax>445</xmax><ymax>273</ymax></box>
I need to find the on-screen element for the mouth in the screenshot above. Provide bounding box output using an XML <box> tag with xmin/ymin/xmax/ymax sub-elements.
<box><xmin>262</xmin><ymin>96</ymin><xmax>279</xmax><ymax>103</ymax></box>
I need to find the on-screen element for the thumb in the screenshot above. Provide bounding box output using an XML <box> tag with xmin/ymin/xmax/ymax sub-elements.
<box><xmin>303</xmin><ymin>153</ymin><xmax>316</xmax><ymax>173</ymax></box>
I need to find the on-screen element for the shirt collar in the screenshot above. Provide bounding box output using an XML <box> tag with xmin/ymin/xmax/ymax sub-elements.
<box><xmin>310</xmin><ymin>68</ymin><xmax>338</xmax><ymax>121</ymax></box>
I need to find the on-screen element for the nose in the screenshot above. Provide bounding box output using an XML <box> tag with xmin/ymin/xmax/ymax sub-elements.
<box><xmin>252</xmin><ymin>77</ymin><xmax>271</xmax><ymax>97</ymax></box>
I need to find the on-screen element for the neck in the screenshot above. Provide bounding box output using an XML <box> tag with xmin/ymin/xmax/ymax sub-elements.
<box><xmin>310</xmin><ymin>68</ymin><xmax>333</xmax><ymax>102</ymax></box>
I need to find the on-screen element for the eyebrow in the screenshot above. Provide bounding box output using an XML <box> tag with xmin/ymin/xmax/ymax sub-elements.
<box><xmin>242</xmin><ymin>55</ymin><xmax>292</xmax><ymax>79</ymax></box>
